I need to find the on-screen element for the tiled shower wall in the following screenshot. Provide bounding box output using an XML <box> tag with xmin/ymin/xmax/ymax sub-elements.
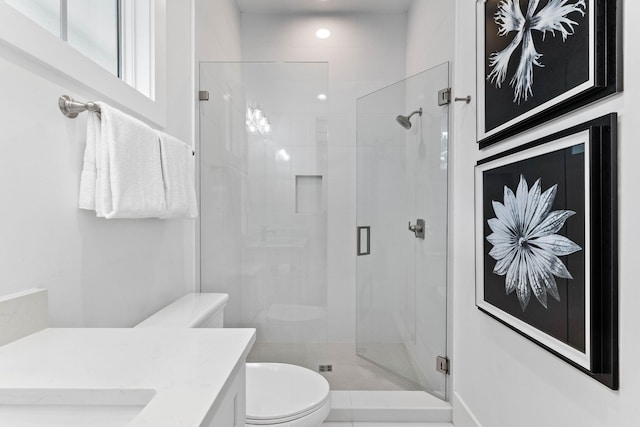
<box><xmin>200</xmin><ymin>62</ymin><xmax>328</xmax><ymax>344</ymax></box>
<box><xmin>240</xmin><ymin>63</ymin><xmax>329</xmax><ymax>344</ymax></box>
<box><xmin>240</xmin><ymin>13</ymin><xmax>408</xmax><ymax>343</ymax></box>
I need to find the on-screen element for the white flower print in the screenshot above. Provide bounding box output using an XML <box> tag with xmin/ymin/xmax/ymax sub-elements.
<box><xmin>487</xmin><ymin>0</ymin><xmax>587</xmax><ymax>104</ymax></box>
<box><xmin>486</xmin><ymin>175</ymin><xmax>582</xmax><ymax>311</ymax></box>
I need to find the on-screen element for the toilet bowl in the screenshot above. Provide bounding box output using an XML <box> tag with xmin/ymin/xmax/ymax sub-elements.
<box><xmin>246</xmin><ymin>363</ymin><xmax>330</xmax><ymax>426</ymax></box>
<box><xmin>136</xmin><ymin>293</ymin><xmax>331</xmax><ymax>427</ymax></box>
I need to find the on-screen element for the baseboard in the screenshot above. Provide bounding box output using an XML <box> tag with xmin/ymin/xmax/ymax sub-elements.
<box><xmin>452</xmin><ymin>392</ymin><xmax>483</xmax><ymax>427</ymax></box>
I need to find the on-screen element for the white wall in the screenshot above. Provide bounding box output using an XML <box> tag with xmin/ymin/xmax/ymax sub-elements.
<box><xmin>194</xmin><ymin>0</ymin><xmax>242</xmax><ymax>62</ymax></box>
<box><xmin>406</xmin><ymin>0</ymin><xmax>455</xmax><ymax>76</ymax></box>
<box><xmin>239</xmin><ymin>12</ymin><xmax>407</xmax><ymax>343</ymax></box>
<box><xmin>0</xmin><ymin>1</ymin><xmax>196</xmax><ymax>327</ymax></box>
<box><xmin>451</xmin><ymin>0</ymin><xmax>640</xmax><ymax>426</ymax></box>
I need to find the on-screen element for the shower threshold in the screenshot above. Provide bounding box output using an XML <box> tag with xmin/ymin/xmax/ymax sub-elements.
<box><xmin>326</xmin><ymin>390</ymin><xmax>451</xmax><ymax>423</ymax></box>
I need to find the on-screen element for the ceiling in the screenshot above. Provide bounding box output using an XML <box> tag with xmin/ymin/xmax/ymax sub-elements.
<box><xmin>235</xmin><ymin>0</ymin><xmax>414</xmax><ymax>14</ymax></box>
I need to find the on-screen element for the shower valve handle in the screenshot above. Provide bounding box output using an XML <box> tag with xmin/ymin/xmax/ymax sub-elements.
<box><xmin>408</xmin><ymin>219</ymin><xmax>426</xmax><ymax>239</ymax></box>
<box><xmin>408</xmin><ymin>222</ymin><xmax>422</xmax><ymax>232</ymax></box>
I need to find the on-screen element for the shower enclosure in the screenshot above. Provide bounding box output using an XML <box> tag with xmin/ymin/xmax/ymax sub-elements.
<box><xmin>356</xmin><ymin>63</ymin><xmax>450</xmax><ymax>399</ymax></box>
<box><xmin>199</xmin><ymin>61</ymin><xmax>449</xmax><ymax>399</ymax></box>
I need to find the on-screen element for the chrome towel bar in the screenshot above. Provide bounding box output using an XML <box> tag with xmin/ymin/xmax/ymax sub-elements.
<box><xmin>58</xmin><ymin>95</ymin><xmax>195</xmax><ymax>156</ymax></box>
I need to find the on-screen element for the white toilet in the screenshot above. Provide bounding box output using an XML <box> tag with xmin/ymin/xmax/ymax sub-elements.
<box><xmin>136</xmin><ymin>293</ymin><xmax>331</xmax><ymax>427</ymax></box>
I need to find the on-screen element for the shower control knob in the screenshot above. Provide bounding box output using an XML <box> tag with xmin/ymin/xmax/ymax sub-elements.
<box><xmin>408</xmin><ymin>219</ymin><xmax>426</xmax><ymax>240</ymax></box>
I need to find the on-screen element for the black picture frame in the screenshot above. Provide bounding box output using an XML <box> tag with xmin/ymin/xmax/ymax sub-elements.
<box><xmin>474</xmin><ymin>114</ymin><xmax>618</xmax><ymax>389</ymax></box>
<box><xmin>476</xmin><ymin>0</ymin><xmax>621</xmax><ymax>148</ymax></box>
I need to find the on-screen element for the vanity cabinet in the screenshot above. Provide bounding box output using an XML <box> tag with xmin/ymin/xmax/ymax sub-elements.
<box><xmin>205</xmin><ymin>361</ymin><xmax>246</xmax><ymax>427</ymax></box>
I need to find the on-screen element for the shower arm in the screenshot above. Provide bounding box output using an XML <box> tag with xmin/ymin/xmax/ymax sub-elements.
<box><xmin>407</xmin><ymin>108</ymin><xmax>423</xmax><ymax>119</ymax></box>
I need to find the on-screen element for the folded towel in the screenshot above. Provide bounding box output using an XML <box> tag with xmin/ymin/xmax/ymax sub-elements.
<box><xmin>79</xmin><ymin>102</ymin><xmax>166</xmax><ymax>218</ymax></box>
<box><xmin>157</xmin><ymin>131</ymin><xmax>198</xmax><ymax>218</ymax></box>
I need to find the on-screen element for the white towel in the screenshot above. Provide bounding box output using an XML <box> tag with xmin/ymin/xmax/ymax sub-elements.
<box><xmin>78</xmin><ymin>102</ymin><xmax>166</xmax><ymax>218</ymax></box>
<box><xmin>157</xmin><ymin>131</ymin><xmax>198</xmax><ymax>219</ymax></box>
<box><xmin>78</xmin><ymin>111</ymin><xmax>100</xmax><ymax>211</ymax></box>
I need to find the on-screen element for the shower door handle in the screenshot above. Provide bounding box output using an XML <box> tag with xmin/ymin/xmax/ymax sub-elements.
<box><xmin>408</xmin><ymin>219</ymin><xmax>425</xmax><ymax>239</ymax></box>
<box><xmin>357</xmin><ymin>226</ymin><xmax>371</xmax><ymax>256</ymax></box>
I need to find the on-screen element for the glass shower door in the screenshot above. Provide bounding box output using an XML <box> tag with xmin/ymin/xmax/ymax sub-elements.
<box><xmin>356</xmin><ymin>63</ymin><xmax>449</xmax><ymax>398</ymax></box>
<box><xmin>199</xmin><ymin>62</ymin><xmax>329</xmax><ymax>373</ymax></box>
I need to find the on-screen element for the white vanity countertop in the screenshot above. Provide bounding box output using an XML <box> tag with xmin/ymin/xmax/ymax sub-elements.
<box><xmin>0</xmin><ymin>327</ymin><xmax>256</xmax><ymax>426</ymax></box>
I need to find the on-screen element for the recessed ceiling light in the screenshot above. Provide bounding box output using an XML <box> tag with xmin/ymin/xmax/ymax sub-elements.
<box><xmin>317</xmin><ymin>93</ymin><xmax>327</xmax><ymax>101</ymax></box>
<box><xmin>316</xmin><ymin>28</ymin><xmax>331</xmax><ymax>39</ymax></box>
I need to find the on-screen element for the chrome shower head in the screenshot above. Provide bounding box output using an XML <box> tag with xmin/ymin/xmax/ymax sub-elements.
<box><xmin>396</xmin><ymin>115</ymin><xmax>412</xmax><ymax>130</ymax></box>
<box><xmin>396</xmin><ymin>108</ymin><xmax>423</xmax><ymax>130</ymax></box>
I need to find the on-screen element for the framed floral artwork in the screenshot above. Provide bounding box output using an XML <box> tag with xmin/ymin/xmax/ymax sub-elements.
<box><xmin>475</xmin><ymin>114</ymin><xmax>618</xmax><ymax>389</ymax></box>
<box><xmin>476</xmin><ymin>0</ymin><xmax>621</xmax><ymax>148</ymax></box>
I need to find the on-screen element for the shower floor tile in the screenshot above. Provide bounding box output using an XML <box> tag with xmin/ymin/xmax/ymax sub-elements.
<box><xmin>247</xmin><ymin>342</ymin><xmax>420</xmax><ymax>390</ymax></box>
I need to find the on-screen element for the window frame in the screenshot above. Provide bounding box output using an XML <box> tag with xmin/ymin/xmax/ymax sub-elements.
<box><xmin>0</xmin><ymin>0</ymin><xmax>166</xmax><ymax>127</ymax></box>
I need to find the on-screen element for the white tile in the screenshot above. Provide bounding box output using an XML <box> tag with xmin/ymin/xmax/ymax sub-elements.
<box><xmin>354</xmin><ymin>49</ymin><xmax>405</xmax><ymax>82</ymax></box>
<box><xmin>327</xmin><ymin>115</ymin><xmax>356</xmax><ymax>148</ymax></box>
<box><xmin>325</xmin><ymin>48</ymin><xmax>359</xmax><ymax>81</ymax></box>
<box><xmin>323</xmin><ymin>423</ymin><xmax>353</xmax><ymax>427</ymax></box>
<box><xmin>328</xmin><ymin>82</ymin><xmax>358</xmax><ymax>115</ymax></box>
<box><xmin>327</xmin><ymin>308</ymin><xmax>355</xmax><ymax>342</ymax></box>
<box><xmin>290</xmin><ymin>147</ymin><xmax>328</xmax><ymax>176</ymax></box>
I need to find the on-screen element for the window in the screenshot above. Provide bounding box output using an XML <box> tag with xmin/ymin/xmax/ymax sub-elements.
<box><xmin>66</xmin><ymin>0</ymin><xmax>120</xmax><ymax>77</ymax></box>
<box><xmin>119</xmin><ymin>0</ymin><xmax>154</xmax><ymax>99</ymax></box>
<box><xmin>4</xmin><ymin>0</ymin><xmax>152</xmax><ymax>98</ymax></box>
<box><xmin>4</xmin><ymin>0</ymin><xmax>60</xmax><ymax>36</ymax></box>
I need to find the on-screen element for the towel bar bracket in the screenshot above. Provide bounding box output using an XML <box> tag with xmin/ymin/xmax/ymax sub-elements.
<box><xmin>59</xmin><ymin>95</ymin><xmax>100</xmax><ymax>118</ymax></box>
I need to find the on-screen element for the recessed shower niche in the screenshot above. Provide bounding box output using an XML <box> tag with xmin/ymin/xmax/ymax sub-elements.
<box><xmin>296</xmin><ymin>175</ymin><xmax>323</xmax><ymax>214</ymax></box>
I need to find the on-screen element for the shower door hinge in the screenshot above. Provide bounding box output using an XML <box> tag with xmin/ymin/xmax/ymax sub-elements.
<box><xmin>436</xmin><ymin>356</ymin><xmax>450</xmax><ymax>375</ymax></box>
<box><xmin>199</xmin><ymin>90</ymin><xmax>210</xmax><ymax>101</ymax></box>
<box><xmin>438</xmin><ymin>88</ymin><xmax>451</xmax><ymax>106</ymax></box>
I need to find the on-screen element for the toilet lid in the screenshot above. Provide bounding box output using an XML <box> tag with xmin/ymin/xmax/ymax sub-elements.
<box><xmin>246</xmin><ymin>363</ymin><xmax>330</xmax><ymax>423</ymax></box>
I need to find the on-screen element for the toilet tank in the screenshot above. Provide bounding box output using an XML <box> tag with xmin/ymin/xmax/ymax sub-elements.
<box><xmin>135</xmin><ymin>293</ymin><xmax>229</xmax><ymax>328</ymax></box>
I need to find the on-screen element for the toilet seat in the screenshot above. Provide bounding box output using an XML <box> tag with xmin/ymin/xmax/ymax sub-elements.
<box><xmin>246</xmin><ymin>363</ymin><xmax>331</xmax><ymax>426</ymax></box>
